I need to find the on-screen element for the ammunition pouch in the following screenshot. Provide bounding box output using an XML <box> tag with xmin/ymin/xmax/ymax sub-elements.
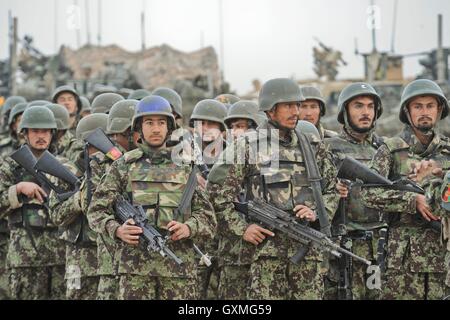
<box><xmin>8</xmin><ymin>204</ymin><xmax>51</xmax><ymax>230</ymax></box>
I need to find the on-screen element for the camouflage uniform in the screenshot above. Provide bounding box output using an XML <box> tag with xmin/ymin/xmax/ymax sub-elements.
<box><xmin>363</xmin><ymin>125</ymin><xmax>450</xmax><ymax>299</ymax></box>
<box><xmin>55</xmin><ymin>130</ymin><xmax>84</xmax><ymax>162</ymax></box>
<box><xmin>318</xmin><ymin>123</ymin><xmax>338</xmax><ymax>140</ymax></box>
<box><xmin>325</xmin><ymin>129</ymin><xmax>386</xmax><ymax>299</ymax></box>
<box><xmin>207</xmin><ymin>119</ymin><xmax>339</xmax><ymax>300</ymax></box>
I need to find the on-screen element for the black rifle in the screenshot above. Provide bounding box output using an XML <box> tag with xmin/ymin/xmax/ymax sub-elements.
<box><xmin>11</xmin><ymin>145</ymin><xmax>80</xmax><ymax>202</ymax></box>
<box><xmin>85</xmin><ymin>128</ymin><xmax>123</xmax><ymax>161</ymax></box>
<box><xmin>233</xmin><ymin>199</ymin><xmax>371</xmax><ymax>266</ymax></box>
<box><xmin>115</xmin><ymin>196</ymin><xmax>183</xmax><ymax>265</ymax></box>
<box><xmin>337</xmin><ymin>156</ymin><xmax>441</xmax><ymax>232</ymax></box>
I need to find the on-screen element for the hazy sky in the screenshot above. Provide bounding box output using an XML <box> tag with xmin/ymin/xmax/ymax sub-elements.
<box><xmin>1</xmin><ymin>0</ymin><xmax>449</xmax><ymax>94</ymax></box>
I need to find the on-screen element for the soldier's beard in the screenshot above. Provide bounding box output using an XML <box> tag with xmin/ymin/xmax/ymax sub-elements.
<box><xmin>416</xmin><ymin>124</ymin><xmax>433</xmax><ymax>133</ymax></box>
<box><xmin>348</xmin><ymin>120</ymin><xmax>372</xmax><ymax>133</ymax></box>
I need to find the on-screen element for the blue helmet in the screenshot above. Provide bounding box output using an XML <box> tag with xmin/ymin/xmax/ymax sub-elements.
<box><xmin>131</xmin><ymin>95</ymin><xmax>175</xmax><ymax>132</ymax></box>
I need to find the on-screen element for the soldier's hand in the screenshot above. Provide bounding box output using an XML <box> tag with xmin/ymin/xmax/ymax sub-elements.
<box><xmin>409</xmin><ymin>160</ymin><xmax>444</xmax><ymax>183</ymax></box>
<box><xmin>243</xmin><ymin>224</ymin><xmax>274</xmax><ymax>246</ymax></box>
<box><xmin>16</xmin><ymin>182</ymin><xmax>47</xmax><ymax>203</ymax></box>
<box><xmin>294</xmin><ymin>204</ymin><xmax>317</xmax><ymax>222</ymax></box>
<box><xmin>116</xmin><ymin>219</ymin><xmax>142</xmax><ymax>245</ymax></box>
<box><xmin>196</xmin><ymin>173</ymin><xmax>207</xmax><ymax>190</ymax></box>
<box><xmin>416</xmin><ymin>195</ymin><xmax>440</xmax><ymax>222</ymax></box>
<box><xmin>336</xmin><ymin>180</ymin><xmax>349</xmax><ymax>198</ymax></box>
<box><xmin>167</xmin><ymin>221</ymin><xmax>190</xmax><ymax>241</ymax></box>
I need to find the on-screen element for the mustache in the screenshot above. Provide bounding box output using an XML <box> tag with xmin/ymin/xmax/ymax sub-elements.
<box><xmin>359</xmin><ymin>117</ymin><xmax>371</xmax><ymax>122</ymax></box>
<box><xmin>418</xmin><ymin>116</ymin><xmax>432</xmax><ymax>121</ymax></box>
<box><xmin>36</xmin><ymin>139</ymin><xmax>48</xmax><ymax>144</ymax></box>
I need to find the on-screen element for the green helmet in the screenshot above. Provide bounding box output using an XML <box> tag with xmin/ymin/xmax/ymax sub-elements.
<box><xmin>52</xmin><ymin>85</ymin><xmax>82</xmax><ymax>113</ymax></box>
<box><xmin>258</xmin><ymin>78</ymin><xmax>304</xmax><ymax>112</ymax></box>
<box><xmin>107</xmin><ymin>99</ymin><xmax>138</xmax><ymax>134</ymax></box>
<box><xmin>399</xmin><ymin>79</ymin><xmax>449</xmax><ymax>124</ymax></box>
<box><xmin>76</xmin><ymin>113</ymin><xmax>108</xmax><ymax>141</ymax></box>
<box><xmin>215</xmin><ymin>94</ymin><xmax>240</xmax><ymax>109</ymax></box>
<box><xmin>91</xmin><ymin>93</ymin><xmax>125</xmax><ymax>114</ymax></box>
<box><xmin>152</xmin><ymin>87</ymin><xmax>183</xmax><ymax>118</ymax></box>
<box><xmin>19</xmin><ymin>106</ymin><xmax>57</xmax><ymax>132</ymax></box>
<box><xmin>189</xmin><ymin>99</ymin><xmax>227</xmax><ymax>131</ymax></box>
<box><xmin>337</xmin><ymin>82</ymin><xmax>383</xmax><ymax>124</ymax></box>
<box><xmin>1</xmin><ymin>96</ymin><xmax>26</xmax><ymax>117</ymax></box>
<box><xmin>296</xmin><ymin>120</ymin><xmax>320</xmax><ymax>140</ymax></box>
<box><xmin>224</xmin><ymin>100</ymin><xmax>259</xmax><ymax>128</ymax></box>
<box><xmin>27</xmin><ymin>100</ymin><xmax>51</xmax><ymax>108</ymax></box>
<box><xmin>300</xmin><ymin>86</ymin><xmax>326</xmax><ymax>116</ymax></box>
<box><xmin>131</xmin><ymin>95</ymin><xmax>176</xmax><ymax>132</ymax></box>
<box><xmin>79</xmin><ymin>96</ymin><xmax>91</xmax><ymax>113</ymax></box>
<box><xmin>8</xmin><ymin>102</ymin><xmax>28</xmax><ymax>126</ymax></box>
<box><xmin>45</xmin><ymin>103</ymin><xmax>70</xmax><ymax>130</ymax></box>
<box><xmin>128</xmin><ymin>89</ymin><xmax>152</xmax><ymax>101</ymax></box>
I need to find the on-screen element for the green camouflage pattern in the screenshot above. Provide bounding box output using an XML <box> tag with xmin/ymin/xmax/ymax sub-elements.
<box><xmin>317</xmin><ymin>123</ymin><xmax>338</xmax><ymax>140</ymax></box>
<box><xmin>96</xmin><ymin>275</ymin><xmax>119</xmax><ymax>300</ymax></box>
<box><xmin>207</xmin><ymin>120</ymin><xmax>339</xmax><ymax>299</ymax></box>
<box><xmin>55</xmin><ymin>130</ymin><xmax>84</xmax><ymax>162</ymax></box>
<box><xmin>217</xmin><ymin>264</ymin><xmax>251</xmax><ymax>300</ymax></box>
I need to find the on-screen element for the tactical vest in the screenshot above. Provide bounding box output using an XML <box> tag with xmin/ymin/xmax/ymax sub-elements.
<box><xmin>384</xmin><ymin>135</ymin><xmax>450</xmax><ymax>227</ymax></box>
<box><xmin>125</xmin><ymin>149</ymin><xmax>191</xmax><ymax>230</ymax></box>
<box><xmin>245</xmin><ymin>132</ymin><xmax>316</xmax><ymax>212</ymax></box>
<box><xmin>327</xmin><ymin>135</ymin><xmax>383</xmax><ymax>228</ymax></box>
<box><xmin>8</xmin><ymin>166</ymin><xmax>54</xmax><ymax>230</ymax></box>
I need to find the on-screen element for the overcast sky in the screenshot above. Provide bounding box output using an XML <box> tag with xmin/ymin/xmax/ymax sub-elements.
<box><xmin>1</xmin><ymin>0</ymin><xmax>449</xmax><ymax>94</ymax></box>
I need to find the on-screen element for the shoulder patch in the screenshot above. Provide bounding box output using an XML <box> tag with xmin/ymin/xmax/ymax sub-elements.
<box><xmin>383</xmin><ymin>137</ymin><xmax>410</xmax><ymax>152</ymax></box>
<box><xmin>123</xmin><ymin>148</ymin><xmax>144</xmax><ymax>163</ymax></box>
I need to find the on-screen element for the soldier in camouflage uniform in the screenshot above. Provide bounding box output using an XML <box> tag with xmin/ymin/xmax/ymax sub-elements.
<box><xmin>0</xmin><ymin>96</ymin><xmax>26</xmax><ymax>135</ymax></box>
<box><xmin>93</xmin><ymin>99</ymin><xmax>138</xmax><ymax>300</ymax></box>
<box><xmin>207</xmin><ymin>78</ymin><xmax>339</xmax><ymax>300</ymax></box>
<box><xmin>87</xmin><ymin>95</ymin><xmax>216</xmax><ymax>300</ymax></box>
<box><xmin>49</xmin><ymin>114</ymin><xmax>112</xmax><ymax>300</ymax></box>
<box><xmin>362</xmin><ymin>79</ymin><xmax>450</xmax><ymax>299</ymax></box>
<box><xmin>224</xmin><ymin>100</ymin><xmax>259</xmax><ymax>139</ymax></box>
<box><xmin>189</xmin><ymin>99</ymin><xmax>228</xmax><ymax>299</ymax></box>
<box><xmin>0</xmin><ymin>102</ymin><xmax>28</xmax><ymax>159</ymax></box>
<box><xmin>52</xmin><ymin>86</ymin><xmax>83</xmax><ymax>135</ymax></box>
<box><xmin>45</xmin><ymin>103</ymin><xmax>83</xmax><ymax>161</ymax></box>
<box><xmin>325</xmin><ymin>83</ymin><xmax>386</xmax><ymax>300</ymax></box>
<box><xmin>91</xmin><ymin>93</ymin><xmax>125</xmax><ymax>114</ymax></box>
<box><xmin>0</xmin><ymin>106</ymin><xmax>66</xmax><ymax>300</ymax></box>
<box><xmin>299</xmin><ymin>86</ymin><xmax>337</xmax><ymax>140</ymax></box>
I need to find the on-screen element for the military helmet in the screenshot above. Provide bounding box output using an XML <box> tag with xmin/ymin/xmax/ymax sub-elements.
<box><xmin>8</xmin><ymin>102</ymin><xmax>28</xmax><ymax>126</ymax></box>
<box><xmin>337</xmin><ymin>82</ymin><xmax>383</xmax><ymax>124</ymax></box>
<box><xmin>258</xmin><ymin>78</ymin><xmax>304</xmax><ymax>112</ymax></box>
<box><xmin>79</xmin><ymin>96</ymin><xmax>91</xmax><ymax>113</ymax></box>
<box><xmin>1</xmin><ymin>96</ymin><xmax>26</xmax><ymax>117</ymax></box>
<box><xmin>189</xmin><ymin>99</ymin><xmax>227</xmax><ymax>131</ymax></box>
<box><xmin>296</xmin><ymin>120</ymin><xmax>320</xmax><ymax>140</ymax></box>
<box><xmin>152</xmin><ymin>87</ymin><xmax>183</xmax><ymax>118</ymax></box>
<box><xmin>399</xmin><ymin>79</ymin><xmax>449</xmax><ymax>124</ymax></box>
<box><xmin>107</xmin><ymin>99</ymin><xmax>138</xmax><ymax>134</ymax></box>
<box><xmin>45</xmin><ymin>103</ymin><xmax>71</xmax><ymax>130</ymax></box>
<box><xmin>91</xmin><ymin>93</ymin><xmax>125</xmax><ymax>114</ymax></box>
<box><xmin>131</xmin><ymin>95</ymin><xmax>175</xmax><ymax>132</ymax></box>
<box><xmin>76</xmin><ymin>113</ymin><xmax>108</xmax><ymax>141</ymax></box>
<box><xmin>224</xmin><ymin>100</ymin><xmax>259</xmax><ymax>128</ymax></box>
<box><xmin>127</xmin><ymin>89</ymin><xmax>152</xmax><ymax>101</ymax></box>
<box><xmin>19</xmin><ymin>105</ymin><xmax>57</xmax><ymax>132</ymax></box>
<box><xmin>27</xmin><ymin>100</ymin><xmax>51</xmax><ymax>108</ymax></box>
<box><xmin>52</xmin><ymin>85</ymin><xmax>82</xmax><ymax>113</ymax></box>
<box><xmin>215</xmin><ymin>94</ymin><xmax>240</xmax><ymax>109</ymax></box>
<box><xmin>300</xmin><ymin>86</ymin><xmax>326</xmax><ymax>116</ymax></box>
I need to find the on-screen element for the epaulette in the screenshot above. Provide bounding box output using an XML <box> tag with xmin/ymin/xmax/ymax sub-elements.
<box><xmin>123</xmin><ymin>148</ymin><xmax>144</xmax><ymax>163</ymax></box>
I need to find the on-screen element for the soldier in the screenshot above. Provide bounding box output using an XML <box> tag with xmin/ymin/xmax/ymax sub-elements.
<box><xmin>224</xmin><ymin>100</ymin><xmax>259</xmax><ymax>139</ymax></box>
<box><xmin>87</xmin><ymin>95</ymin><xmax>216</xmax><ymax>300</ymax></box>
<box><xmin>325</xmin><ymin>82</ymin><xmax>386</xmax><ymax>300</ymax></box>
<box><xmin>45</xmin><ymin>103</ymin><xmax>83</xmax><ymax>161</ymax></box>
<box><xmin>207</xmin><ymin>78</ymin><xmax>339</xmax><ymax>300</ymax></box>
<box><xmin>49</xmin><ymin>114</ymin><xmax>110</xmax><ymax>300</ymax></box>
<box><xmin>189</xmin><ymin>99</ymin><xmax>228</xmax><ymax>299</ymax></box>
<box><xmin>79</xmin><ymin>96</ymin><xmax>92</xmax><ymax>119</ymax></box>
<box><xmin>361</xmin><ymin>79</ymin><xmax>450</xmax><ymax>299</ymax></box>
<box><xmin>0</xmin><ymin>96</ymin><xmax>26</xmax><ymax>134</ymax></box>
<box><xmin>127</xmin><ymin>89</ymin><xmax>151</xmax><ymax>101</ymax></box>
<box><xmin>52</xmin><ymin>85</ymin><xmax>82</xmax><ymax>134</ymax></box>
<box><xmin>299</xmin><ymin>86</ymin><xmax>338</xmax><ymax>140</ymax></box>
<box><xmin>0</xmin><ymin>102</ymin><xmax>28</xmax><ymax>158</ymax></box>
<box><xmin>0</xmin><ymin>106</ymin><xmax>66</xmax><ymax>300</ymax></box>
<box><xmin>91</xmin><ymin>93</ymin><xmax>125</xmax><ymax>114</ymax></box>
<box><xmin>94</xmin><ymin>99</ymin><xmax>137</xmax><ymax>300</ymax></box>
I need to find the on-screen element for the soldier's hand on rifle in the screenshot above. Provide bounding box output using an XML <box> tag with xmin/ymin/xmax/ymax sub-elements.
<box><xmin>196</xmin><ymin>173</ymin><xmax>207</xmax><ymax>190</ymax></box>
<box><xmin>336</xmin><ymin>180</ymin><xmax>349</xmax><ymax>198</ymax></box>
<box><xmin>243</xmin><ymin>224</ymin><xmax>274</xmax><ymax>245</ymax></box>
<box><xmin>116</xmin><ymin>219</ymin><xmax>143</xmax><ymax>245</ymax></box>
<box><xmin>16</xmin><ymin>182</ymin><xmax>47</xmax><ymax>203</ymax></box>
<box><xmin>416</xmin><ymin>194</ymin><xmax>440</xmax><ymax>222</ymax></box>
<box><xmin>409</xmin><ymin>160</ymin><xmax>444</xmax><ymax>183</ymax></box>
<box><xmin>167</xmin><ymin>221</ymin><xmax>190</xmax><ymax>241</ymax></box>
<box><xmin>294</xmin><ymin>204</ymin><xmax>317</xmax><ymax>222</ymax></box>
